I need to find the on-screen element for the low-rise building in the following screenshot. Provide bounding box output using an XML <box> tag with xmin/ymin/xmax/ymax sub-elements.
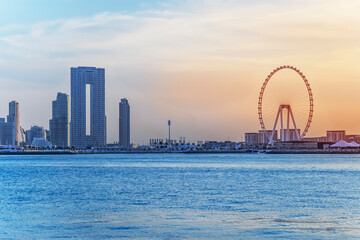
<box><xmin>150</xmin><ymin>139</ymin><xmax>165</xmax><ymax>148</ymax></box>
<box><xmin>345</xmin><ymin>135</ymin><xmax>360</xmax><ymax>143</ymax></box>
<box><xmin>26</xmin><ymin>126</ymin><xmax>46</xmax><ymax>146</ymax></box>
<box><xmin>276</xmin><ymin>141</ymin><xmax>318</xmax><ymax>150</ymax></box>
<box><xmin>245</xmin><ymin>133</ymin><xmax>259</xmax><ymax>145</ymax></box>
<box><xmin>285</xmin><ymin>129</ymin><xmax>301</xmax><ymax>141</ymax></box>
<box><xmin>303</xmin><ymin>136</ymin><xmax>327</xmax><ymax>142</ymax></box>
<box><xmin>32</xmin><ymin>137</ymin><xmax>52</xmax><ymax>148</ymax></box>
<box><xmin>204</xmin><ymin>141</ymin><xmax>237</xmax><ymax>150</ymax></box>
<box><xmin>326</xmin><ymin>130</ymin><xmax>345</xmax><ymax>142</ymax></box>
<box><xmin>245</xmin><ymin>130</ymin><xmax>278</xmax><ymax>146</ymax></box>
<box><xmin>258</xmin><ymin>130</ymin><xmax>278</xmax><ymax>144</ymax></box>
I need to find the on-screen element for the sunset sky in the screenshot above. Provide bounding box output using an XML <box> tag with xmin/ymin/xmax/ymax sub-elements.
<box><xmin>0</xmin><ymin>0</ymin><xmax>359</xmax><ymax>144</ymax></box>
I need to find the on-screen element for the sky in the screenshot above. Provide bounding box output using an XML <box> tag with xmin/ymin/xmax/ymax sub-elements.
<box><xmin>0</xmin><ymin>0</ymin><xmax>359</xmax><ymax>144</ymax></box>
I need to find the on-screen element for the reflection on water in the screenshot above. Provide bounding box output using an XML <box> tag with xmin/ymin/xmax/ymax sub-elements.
<box><xmin>1</xmin><ymin>154</ymin><xmax>360</xmax><ymax>239</ymax></box>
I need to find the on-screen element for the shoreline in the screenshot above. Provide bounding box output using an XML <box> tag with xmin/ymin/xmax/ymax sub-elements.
<box><xmin>0</xmin><ymin>149</ymin><xmax>360</xmax><ymax>155</ymax></box>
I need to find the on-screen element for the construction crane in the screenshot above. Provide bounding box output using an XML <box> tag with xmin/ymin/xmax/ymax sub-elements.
<box><xmin>20</xmin><ymin>126</ymin><xmax>26</xmax><ymax>145</ymax></box>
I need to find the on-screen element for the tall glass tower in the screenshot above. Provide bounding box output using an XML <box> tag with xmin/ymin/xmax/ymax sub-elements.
<box><xmin>7</xmin><ymin>101</ymin><xmax>20</xmax><ymax>146</ymax></box>
<box><xmin>70</xmin><ymin>67</ymin><xmax>106</xmax><ymax>148</ymax></box>
<box><xmin>50</xmin><ymin>92</ymin><xmax>69</xmax><ymax>147</ymax></box>
<box><xmin>119</xmin><ymin>98</ymin><xmax>130</xmax><ymax>147</ymax></box>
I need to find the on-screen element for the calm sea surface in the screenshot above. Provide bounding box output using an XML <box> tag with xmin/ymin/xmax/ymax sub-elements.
<box><xmin>1</xmin><ymin>154</ymin><xmax>360</xmax><ymax>239</ymax></box>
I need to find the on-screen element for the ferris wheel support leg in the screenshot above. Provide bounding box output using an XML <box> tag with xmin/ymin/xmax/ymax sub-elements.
<box><xmin>289</xmin><ymin>106</ymin><xmax>301</xmax><ymax>141</ymax></box>
<box><xmin>269</xmin><ymin>105</ymin><xmax>282</xmax><ymax>145</ymax></box>
<box><xmin>286</xmin><ymin>107</ymin><xmax>290</xmax><ymax>141</ymax></box>
<box><xmin>280</xmin><ymin>107</ymin><xmax>284</xmax><ymax>142</ymax></box>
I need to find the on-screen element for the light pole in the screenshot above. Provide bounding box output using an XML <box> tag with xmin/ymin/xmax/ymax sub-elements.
<box><xmin>168</xmin><ymin>120</ymin><xmax>171</xmax><ymax>148</ymax></box>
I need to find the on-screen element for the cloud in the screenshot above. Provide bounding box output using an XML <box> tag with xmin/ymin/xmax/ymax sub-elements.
<box><xmin>0</xmin><ymin>0</ymin><xmax>359</xmax><ymax>143</ymax></box>
<box><xmin>2</xmin><ymin>0</ymin><xmax>359</xmax><ymax>68</ymax></box>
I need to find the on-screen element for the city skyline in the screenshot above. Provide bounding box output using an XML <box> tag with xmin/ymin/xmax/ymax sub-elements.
<box><xmin>0</xmin><ymin>0</ymin><xmax>359</xmax><ymax>144</ymax></box>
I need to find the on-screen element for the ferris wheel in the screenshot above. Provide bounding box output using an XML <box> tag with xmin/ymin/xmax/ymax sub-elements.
<box><xmin>258</xmin><ymin>65</ymin><xmax>314</xmax><ymax>145</ymax></box>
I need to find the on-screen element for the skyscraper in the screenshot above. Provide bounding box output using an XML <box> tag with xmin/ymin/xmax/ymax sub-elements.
<box><xmin>7</xmin><ymin>101</ymin><xmax>20</xmax><ymax>146</ymax></box>
<box><xmin>0</xmin><ymin>101</ymin><xmax>20</xmax><ymax>146</ymax></box>
<box><xmin>50</xmin><ymin>92</ymin><xmax>69</xmax><ymax>147</ymax></box>
<box><xmin>119</xmin><ymin>98</ymin><xmax>130</xmax><ymax>147</ymax></box>
<box><xmin>70</xmin><ymin>67</ymin><xmax>106</xmax><ymax>148</ymax></box>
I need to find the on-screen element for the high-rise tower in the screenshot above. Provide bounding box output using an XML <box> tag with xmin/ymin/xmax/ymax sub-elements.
<box><xmin>50</xmin><ymin>92</ymin><xmax>69</xmax><ymax>147</ymax></box>
<box><xmin>119</xmin><ymin>98</ymin><xmax>130</xmax><ymax>147</ymax></box>
<box><xmin>70</xmin><ymin>67</ymin><xmax>106</xmax><ymax>148</ymax></box>
<box><xmin>7</xmin><ymin>101</ymin><xmax>20</xmax><ymax>146</ymax></box>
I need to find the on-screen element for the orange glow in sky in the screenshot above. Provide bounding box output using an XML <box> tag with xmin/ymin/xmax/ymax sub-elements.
<box><xmin>0</xmin><ymin>0</ymin><xmax>359</xmax><ymax>143</ymax></box>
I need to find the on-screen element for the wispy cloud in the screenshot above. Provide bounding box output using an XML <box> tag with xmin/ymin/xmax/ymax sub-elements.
<box><xmin>2</xmin><ymin>0</ymin><xmax>359</xmax><ymax>67</ymax></box>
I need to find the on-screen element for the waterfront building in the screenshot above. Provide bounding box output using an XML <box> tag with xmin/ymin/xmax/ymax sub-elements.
<box><xmin>179</xmin><ymin>137</ymin><xmax>186</xmax><ymax>144</ymax></box>
<box><xmin>0</xmin><ymin>121</ymin><xmax>15</xmax><ymax>145</ymax></box>
<box><xmin>150</xmin><ymin>139</ymin><xmax>164</xmax><ymax>148</ymax></box>
<box><xmin>245</xmin><ymin>130</ymin><xmax>278</xmax><ymax>146</ymax></box>
<box><xmin>50</xmin><ymin>92</ymin><xmax>69</xmax><ymax>147</ymax></box>
<box><xmin>345</xmin><ymin>135</ymin><xmax>360</xmax><ymax>143</ymax></box>
<box><xmin>31</xmin><ymin>137</ymin><xmax>52</xmax><ymax>148</ymax></box>
<box><xmin>26</xmin><ymin>126</ymin><xmax>46</xmax><ymax>146</ymax></box>
<box><xmin>0</xmin><ymin>119</ymin><xmax>4</xmax><ymax>145</ymax></box>
<box><xmin>303</xmin><ymin>136</ymin><xmax>327</xmax><ymax>142</ymax></box>
<box><xmin>258</xmin><ymin>130</ymin><xmax>278</xmax><ymax>144</ymax></box>
<box><xmin>167</xmin><ymin>139</ymin><xmax>177</xmax><ymax>145</ymax></box>
<box><xmin>286</xmin><ymin>129</ymin><xmax>301</xmax><ymax>141</ymax></box>
<box><xmin>119</xmin><ymin>98</ymin><xmax>130</xmax><ymax>147</ymax></box>
<box><xmin>70</xmin><ymin>67</ymin><xmax>106</xmax><ymax>148</ymax></box>
<box><xmin>7</xmin><ymin>101</ymin><xmax>20</xmax><ymax>146</ymax></box>
<box><xmin>0</xmin><ymin>101</ymin><xmax>20</xmax><ymax>146</ymax></box>
<box><xmin>204</xmin><ymin>141</ymin><xmax>237</xmax><ymax>151</ymax></box>
<box><xmin>245</xmin><ymin>133</ymin><xmax>259</xmax><ymax>145</ymax></box>
<box><xmin>326</xmin><ymin>130</ymin><xmax>346</xmax><ymax>142</ymax></box>
<box><xmin>276</xmin><ymin>141</ymin><xmax>318</xmax><ymax>150</ymax></box>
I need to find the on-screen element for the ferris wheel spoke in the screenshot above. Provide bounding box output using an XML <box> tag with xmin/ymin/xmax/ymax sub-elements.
<box><xmin>258</xmin><ymin>65</ymin><xmax>313</xmax><ymax>142</ymax></box>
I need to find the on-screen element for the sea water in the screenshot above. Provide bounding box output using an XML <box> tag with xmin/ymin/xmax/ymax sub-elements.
<box><xmin>1</xmin><ymin>154</ymin><xmax>360</xmax><ymax>239</ymax></box>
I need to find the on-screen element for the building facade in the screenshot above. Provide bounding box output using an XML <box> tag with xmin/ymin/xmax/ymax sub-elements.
<box><xmin>286</xmin><ymin>129</ymin><xmax>301</xmax><ymax>141</ymax></box>
<box><xmin>345</xmin><ymin>135</ymin><xmax>360</xmax><ymax>143</ymax></box>
<box><xmin>245</xmin><ymin>130</ymin><xmax>278</xmax><ymax>146</ymax></box>
<box><xmin>119</xmin><ymin>98</ymin><xmax>130</xmax><ymax>147</ymax></box>
<box><xmin>70</xmin><ymin>67</ymin><xmax>106</xmax><ymax>148</ymax></box>
<box><xmin>258</xmin><ymin>130</ymin><xmax>278</xmax><ymax>144</ymax></box>
<box><xmin>26</xmin><ymin>126</ymin><xmax>46</xmax><ymax>146</ymax></box>
<box><xmin>303</xmin><ymin>136</ymin><xmax>327</xmax><ymax>142</ymax></box>
<box><xmin>7</xmin><ymin>101</ymin><xmax>20</xmax><ymax>146</ymax></box>
<box><xmin>245</xmin><ymin>133</ymin><xmax>259</xmax><ymax>145</ymax></box>
<box><xmin>326</xmin><ymin>130</ymin><xmax>346</xmax><ymax>142</ymax></box>
<box><xmin>0</xmin><ymin>122</ymin><xmax>16</xmax><ymax>146</ymax></box>
<box><xmin>276</xmin><ymin>141</ymin><xmax>318</xmax><ymax>150</ymax></box>
<box><xmin>0</xmin><ymin>101</ymin><xmax>20</xmax><ymax>146</ymax></box>
<box><xmin>50</xmin><ymin>92</ymin><xmax>69</xmax><ymax>147</ymax></box>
